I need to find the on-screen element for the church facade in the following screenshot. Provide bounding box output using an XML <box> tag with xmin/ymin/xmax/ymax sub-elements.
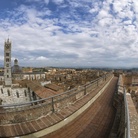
<box><xmin>0</xmin><ymin>39</ymin><xmax>46</xmax><ymax>105</ymax></box>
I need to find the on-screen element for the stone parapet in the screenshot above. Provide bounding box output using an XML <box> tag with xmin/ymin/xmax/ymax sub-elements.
<box><xmin>125</xmin><ymin>92</ymin><xmax>138</xmax><ymax>137</ymax></box>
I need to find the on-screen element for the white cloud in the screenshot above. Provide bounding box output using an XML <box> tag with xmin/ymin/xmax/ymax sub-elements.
<box><xmin>36</xmin><ymin>56</ymin><xmax>48</xmax><ymax>60</ymax></box>
<box><xmin>52</xmin><ymin>0</ymin><xmax>64</xmax><ymax>4</ymax></box>
<box><xmin>0</xmin><ymin>0</ymin><xmax>138</xmax><ymax>67</ymax></box>
<box><xmin>44</xmin><ymin>0</ymin><xmax>49</xmax><ymax>4</ymax></box>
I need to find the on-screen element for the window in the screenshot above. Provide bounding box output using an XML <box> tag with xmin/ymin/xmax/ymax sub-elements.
<box><xmin>6</xmin><ymin>53</ymin><xmax>9</xmax><ymax>56</ymax></box>
<box><xmin>16</xmin><ymin>91</ymin><xmax>19</xmax><ymax>98</ymax></box>
<box><xmin>6</xmin><ymin>58</ymin><xmax>9</xmax><ymax>62</ymax></box>
<box><xmin>7</xmin><ymin>70</ymin><xmax>9</xmax><ymax>73</ymax></box>
<box><xmin>7</xmin><ymin>75</ymin><xmax>9</xmax><ymax>78</ymax></box>
<box><xmin>7</xmin><ymin>89</ymin><xmax>10</xmax><ymax>96</ymax></box>
<box><xmin>6</xmin><ymin>64</ymin><xmax>9</xmax><ymax>67</ymax></box>
<box><xmin>24</xmin><ymin>90</ymin><xmax>27</xmax><ymax>97</ymax></box>
<box><xmin>1</xmin><ymin>88</ymin><xmax>3</xmax><ymax>94</ymax></box>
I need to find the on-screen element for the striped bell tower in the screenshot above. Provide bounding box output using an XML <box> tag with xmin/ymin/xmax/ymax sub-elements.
<box><xmin>4</xmin><ymin>38</ymin><xmax>12</xmax><ymax>86</ymax></box>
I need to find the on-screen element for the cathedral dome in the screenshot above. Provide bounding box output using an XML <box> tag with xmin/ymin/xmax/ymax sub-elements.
<box><xmin>12</xmin><ymin>59</ymin><xmax>22</xmax><ymax>73</ymax></box>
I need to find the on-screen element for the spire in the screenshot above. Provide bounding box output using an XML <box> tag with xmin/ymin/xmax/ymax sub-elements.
<box><xmin>5</xmin><ymin>36</ymin><xmax>11</xmax><ymax>44</ymax></box>
<box><xmin>7</xmin><ymin>35</ymin><xmax>9</xmax><ymax>42</ymax></box>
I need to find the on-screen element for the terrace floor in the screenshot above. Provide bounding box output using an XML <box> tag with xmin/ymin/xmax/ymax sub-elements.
<box><xmin>42</xmin><ymin>77</ymin><xmax>118</xmax><ymax>138</ymax></box>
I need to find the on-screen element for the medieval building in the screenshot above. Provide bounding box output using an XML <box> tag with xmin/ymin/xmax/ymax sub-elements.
<box><xmin>0</xmin><ymin>39</ymin><xmax>55</xmax><ymax>105</ymax></box>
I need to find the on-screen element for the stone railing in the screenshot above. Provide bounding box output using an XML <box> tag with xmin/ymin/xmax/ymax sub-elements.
<box><xmin>0</xmin><ymin>73</ymin><xmax>113</xmax><ymax>125</ymax></box>
<box><xmin>124</xmin><ymin>89</ymin><xmax>138</xmax><ymax>138</ymax></box>
<box><xmin>116</xmin><ymin>74</ymin><xmax>138</xmax><ymax>138</ymax></box>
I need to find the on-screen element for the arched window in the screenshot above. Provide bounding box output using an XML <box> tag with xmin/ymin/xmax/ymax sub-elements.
<box><xmin>24</xmin><ymin>90</ymin><xmax>27</xmax><ymax>97</ymax></box>
<box><xmin>6</xmin><ymin>64</ymin><xmax>9</xmax><ymax>67</ymax></box>
<box><xmin>6</xmin><ymin>53</ymin><xmax>9</xmax><ymax>56</ymax></box>
<box><xmin>16</xmin><ymin>91</ymin><xmax>19</xmax><ymax>98</ymax></box>
<box><xmin>6</xmin><ymin>58</ymin><xmax>9</xmax><ymax>62</ymax></box>
<box><xmin>7</xmin><ymin>89</ymin><xmax>10</xmax><ymax>96</ymax></box>
<box><xmin>1</xmin><ymin>88</ymin><xmax>3</xmax><ymax>94</ymax></box>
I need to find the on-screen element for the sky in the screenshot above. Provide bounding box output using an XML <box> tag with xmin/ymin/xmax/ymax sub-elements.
<box><xmin>0</xmin><ymin>0</ymin><xmax>138</xmax><ymax>68</ymax></box>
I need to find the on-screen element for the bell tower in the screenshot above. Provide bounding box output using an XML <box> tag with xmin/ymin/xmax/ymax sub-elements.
<box><xmin>4</xmin><ymin>38</ymin><xmax>12</xmax><ymax>86</ymax></box>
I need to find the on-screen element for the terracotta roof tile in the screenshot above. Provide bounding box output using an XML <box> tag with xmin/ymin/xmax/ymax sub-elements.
<box><xmin>45</xmin><ymin>83</ymin><xmax>61</xmax><ymax>91</ymax></box>
<box><xmin>26</xmin><ymin>81</ymin><xmax>57</xmax><ymax>98</ymax></box>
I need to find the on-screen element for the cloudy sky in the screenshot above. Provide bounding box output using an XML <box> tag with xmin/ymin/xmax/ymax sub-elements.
<box><xmin>0</xmin><ymin>0</ymin><xmax>138</xmax><ymax>68</ymax></box>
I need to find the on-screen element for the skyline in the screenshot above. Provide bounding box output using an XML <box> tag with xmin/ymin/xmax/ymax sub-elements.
<box><xmin>0</xmin><ymin>0</ymin><xmax>138</xmax><ymax>68</ymax></box>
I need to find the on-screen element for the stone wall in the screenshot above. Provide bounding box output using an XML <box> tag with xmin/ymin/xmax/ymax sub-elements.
<box><xmin>130</xmin><ymin>90</ymin><xmax>138</xmax><ymax>112</ymax></box>
<box><xmin>0</xmin><ymin>85</ymin><xmax>31</xmax><ymax>104</ymax></box>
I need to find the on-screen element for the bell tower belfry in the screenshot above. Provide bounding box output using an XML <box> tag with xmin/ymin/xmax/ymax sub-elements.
<box><xmin>4</xmin><ymin>38</ymin><xmax>12</xmax><ymax>86</ymax></box>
